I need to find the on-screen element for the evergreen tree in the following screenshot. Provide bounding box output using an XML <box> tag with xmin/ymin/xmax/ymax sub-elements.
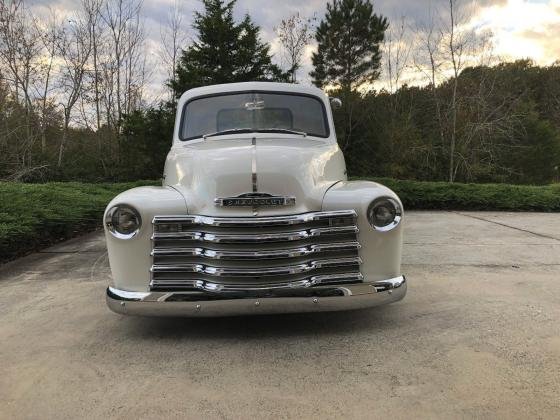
<box><xmin>170</xmin><ymin>0</ymin><xmax>287</xmax><ymax>96</ymax></box>
<box><xmin>310</xmin><ymin>0</ymin><xmax>388</xmax><ymax>93</ymax></box>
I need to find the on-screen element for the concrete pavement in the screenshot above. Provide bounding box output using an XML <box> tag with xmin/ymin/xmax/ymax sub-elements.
<box><xmin>1</xmin><ymin>211</ymin><xmax>559</xmax><ymax>419</ymax></box>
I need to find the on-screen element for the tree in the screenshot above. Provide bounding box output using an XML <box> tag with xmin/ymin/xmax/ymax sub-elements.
<box><xmin>101</xmin><ymin>0</ymin><xmax>146</xmax><ymax>134</ymax></box>
<box><xmin>413</xmin><ymin>9</ymin><xmax>446</xmax><ymax>174</ymax></box>
<box><xmin>275</xmin><ymin>13</ymin><xmax>313</xmax><ymax>83</ymax></box>
<box><xmin>56</xmin><ymin>15</ymin><xmax>92</xmax><ymax>167</ymax></box>
<box><xmin>0</xmin><ymin>0</ymin><xmax>42</xmax><ymax>165</ymax></box>
<box><xmin>159</xmin><ymin>0</ymin><xmax>187</xmax><ymax>99</ymax></box>
<box><xmin>81</xmin><ymin>0</ymin><xmax>104</xmax><ymax>132</ymax></box>
<box><xmin>35</xmin><ymin>11</ymin><xmax>60</xmax><ymax>154</ymax></box>
<box><xmin>508</xmin><ymin>112</ymin><xmax>560</xmax><ymax>184</ymax></box>
<box><xmin>383</xmin><ymin>16</ymin><xmax>411</xmax><ymax>95</ymax></box>
<box><xmin>310</xmin><ymin>0</ymin><xmax>387</xmax><ymax>153</ymax></box>
<box><xmin>310</xmin><ymin>0</ymin><xmax>388</xmax><ymax>93</ymax></box>
<box><xmin>446</xmin><ymin>0</ymin><xmax>463</xmax><ymax>182</ymax></box>
<box><xmin>170</xmin><ymin>0</ymin><xmax>287</xmax><ymax>96</ymax></box>
<box><xmin>410</xmin><ymin>0</ymin><xmax>498</xmax><ymax>182</ymax></box>
<box><xmin>121</xmin><ymin>106</ymin><xmax>175</xmax><ymax>179</ymax></box>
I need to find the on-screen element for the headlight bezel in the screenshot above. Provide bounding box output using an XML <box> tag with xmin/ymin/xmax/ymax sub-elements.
<box><xmin>367</xmin><ymin>197</ymin><xmax>402</xmax><ymax>232</ymax></box>
<box><xmin>105</xmin><ymin>205</ymin><xmax>142</xmax><ymax>239</ymax></box>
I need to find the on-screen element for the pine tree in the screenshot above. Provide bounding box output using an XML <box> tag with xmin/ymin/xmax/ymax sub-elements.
<box><xmin>310</xmin><ymin>0</ymin><xmax>388</xmax><ymax>93</ymax></box>
<box><xmin>169</xmin><ymin>0</ymin><xmax>287</xmax><ymax>96</ymax></box>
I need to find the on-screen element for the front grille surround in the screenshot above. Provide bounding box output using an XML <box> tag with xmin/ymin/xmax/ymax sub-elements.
<box><xmin>150</xmin><ymin>210</ymin><xmax>362</xmax><ymax>291</ymax></box>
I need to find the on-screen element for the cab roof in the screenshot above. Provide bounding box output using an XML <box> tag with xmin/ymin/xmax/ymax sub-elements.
<box><xmin>177</xmin><ymin>82</ymin><xmax>328</xmax><ymax>106</ymax></box>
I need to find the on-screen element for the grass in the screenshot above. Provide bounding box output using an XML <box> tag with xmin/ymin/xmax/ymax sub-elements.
<box><xmin>364</xmin><ymin>178</ymin><xmax>560</xmax><ymax>212</ymax></box>
<box><xmin>1</xmin><ymin>178</ymin><xmax>559</xmax><ymax>263</ymax></box>
<box><xmin>0</xmin><ymin>181</ymin><xmax>158</xmax><ymax>263</ymax></box>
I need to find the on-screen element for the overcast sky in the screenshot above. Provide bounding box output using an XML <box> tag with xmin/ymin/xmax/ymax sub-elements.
<box><xmin>30</xmin><ymin>0</ymin><xmax>560</xmax><ymax>99</ymax></box>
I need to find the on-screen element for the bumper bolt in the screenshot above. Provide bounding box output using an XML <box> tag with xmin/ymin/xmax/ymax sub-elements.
<box><xmin>312</xmin><ymin>298</ymin><xmax>318</xmax><ymax>304</ymax></box>
<box><xmin>195</xmin><ymin>304</ymin><xmax>201</xmax><ymax>311</ymax></box>
<box><xmin>255</xmin><ymin>301</ymin><xmax>260</xmax><ymax>307</ymax></box>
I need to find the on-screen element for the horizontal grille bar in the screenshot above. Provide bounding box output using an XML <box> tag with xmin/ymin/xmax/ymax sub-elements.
<box><xmin>151</xmin><ymin>241</ymin><xmax>361</xmax><ymax>260</ymax></box>
<box><xmin>152</xmin><ymin>226</ymin><xmax>358</xmax><ymax>243</ymax></box>
<box><xmin>150</xmin><ymin>272</ymin><xmax>364</xmax><ymax>291</ymax></box>
<box><xmin>153</xmin><ymin>210</ymin><xmax>357</xmax><ymax>228</ymax></box>
<box><xmin>151</xmin><ymin>257</ymin><xmax>361</xmax><ymax>278</ymax></box>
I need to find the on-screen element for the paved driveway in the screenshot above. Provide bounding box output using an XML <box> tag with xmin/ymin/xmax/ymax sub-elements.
<box><xmin>1</xmin><ymin>212</ymin><xmax>559</xmax><ymax>419</ymax></box>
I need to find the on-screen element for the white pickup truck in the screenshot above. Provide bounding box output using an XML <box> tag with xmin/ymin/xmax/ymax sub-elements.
<box><xmin>104</xmin><ymin>82</ymin><xmax>406</xmax><ymax>317</ymax></box>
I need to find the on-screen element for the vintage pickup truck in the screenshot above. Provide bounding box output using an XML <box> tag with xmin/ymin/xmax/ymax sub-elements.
<box><xmin>104</xmin><ymin>82</ymin><xmax>406</xmax><ymax>316</ymax></box>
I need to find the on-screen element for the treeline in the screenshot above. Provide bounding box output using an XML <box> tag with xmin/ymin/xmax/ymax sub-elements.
<box><xmin>0</xmin><ymin>0</ymin><xmax>559</xmax><ymax>185</ymax></box>
<box><xmin>0</xmin><ymin>0</ymin><xmax>150</xmax><ymax>182</ymax></box>
<box><xmin>342</xmin><ymin>60</ymin><xmax>560</xmax><ymax>184</ymax></box>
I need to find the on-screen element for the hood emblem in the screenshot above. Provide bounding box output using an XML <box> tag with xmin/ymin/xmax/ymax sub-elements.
<box><xmin>215</xmin><ymin>193</ymin><xmax>296</xmax><ymax>207</ymax></box>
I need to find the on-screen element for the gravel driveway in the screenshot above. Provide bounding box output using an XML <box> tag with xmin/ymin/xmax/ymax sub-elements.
<box><xmin>1</xmin><ymin>211</ymin><xmax>559</xmax><ymax>419</ymax></box>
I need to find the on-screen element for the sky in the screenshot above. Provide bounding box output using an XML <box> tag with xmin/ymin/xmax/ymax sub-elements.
<box><xmin>29</xmin><ymin>0</ymin><xmax>560</xmax><ymax>99</ymax></box>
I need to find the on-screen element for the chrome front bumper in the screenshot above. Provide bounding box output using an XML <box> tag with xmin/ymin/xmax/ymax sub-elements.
<box><xmin>106</xmin><ymin>276</ymin><xmax>406</xmax><ymax>317</ymax></box>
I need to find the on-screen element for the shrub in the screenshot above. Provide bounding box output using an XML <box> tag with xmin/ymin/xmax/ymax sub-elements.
<box><xmin>2</xmin><ymin>179</ymin><xmax>558</xmax><ymax>263</ymax></box>
<box><xmin>0</xmin><ymin>181</ymin><xmax>157</xmax><ymax>262</ymax></box>
<box><xmin>365</xmin><ymin>178</ymin><xmax>560</xmax><ymax>211</ymax></box>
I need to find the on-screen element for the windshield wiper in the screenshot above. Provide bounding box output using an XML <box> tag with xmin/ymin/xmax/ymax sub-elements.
<box><xmin>255</xmin><ymin>128</ymin><xmax>307</xmax><ymax>137</ymax></box>
<box><xmin>202</xmin><ymin>127</ymin><xmax>308</xmax><ymax>139</ymax></box>
<box><xmin>203</xmin><ymin>128</ymin><xmax>254</xmax><ymax>139</ymax></box>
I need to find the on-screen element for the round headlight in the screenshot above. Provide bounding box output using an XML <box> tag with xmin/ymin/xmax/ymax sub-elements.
<box><xmin>367</xmin><ymin>197</ymin><xmax>402</xmax><ymax>231</ymax></box>
<box><xmin>105</xmin><ymin>205</ymin><xmax>142</xmax><ymax>239</ymax></box>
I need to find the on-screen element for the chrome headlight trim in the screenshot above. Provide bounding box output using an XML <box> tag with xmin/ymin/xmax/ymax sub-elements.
<box><xmin>105</xmin><ymin>205</ymin><xmax>142</xmax><ymax>239</ymax></box>
<box><xmin>366</xmin><ymin>197</ymin><xmax>402</xmax><ymax>232</ymax></box>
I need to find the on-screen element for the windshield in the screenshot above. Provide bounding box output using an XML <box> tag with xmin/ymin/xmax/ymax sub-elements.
<box><xmin>180</xmin><ymin>92</ymin><xmax>329</xmax><ymax>140</ymax></box>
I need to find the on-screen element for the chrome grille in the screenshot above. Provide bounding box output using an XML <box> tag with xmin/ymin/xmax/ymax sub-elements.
<box><xmin>150</xmin><ymin>210</ymin><xmax>362</xmax><ymax>291</ymax></box>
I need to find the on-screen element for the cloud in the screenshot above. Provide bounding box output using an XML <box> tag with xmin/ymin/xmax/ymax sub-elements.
<box><xmin>27</xmin><ymin>0</ymin><xmax>560</xmax><ymax>98</ymax></box>
<box><xmin>472</xmin><ymin>0</ymin><xmax>560</xmax><ymax>63</ymax></box>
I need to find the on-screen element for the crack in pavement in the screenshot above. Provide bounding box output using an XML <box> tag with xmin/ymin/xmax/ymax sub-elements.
<box><xmin>38</xmin><ymin>250</ymin><xmax>103</xmax><ymax>254</ymax></box>
<box><xmin>404</xmin><ymin>242</ymin><xmax>560</xmax><ymax>245</ymax></box>
<box><xmin>453</xmin><ymin>211</ymin><xmax>560</xmax><ymax>242</ymax></box>
<box><xmin>402</xmin><ymin>263</ymin><xmax>560</xmax><ymax>267</ymax></box>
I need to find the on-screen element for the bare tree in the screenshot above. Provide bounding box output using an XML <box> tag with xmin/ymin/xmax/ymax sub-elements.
<box><xmin>159</xmin><ymin>0</ymin><xmax>186</xmax><ymax>98</ymax></box>
<box><xmin>413</xmin><ymin>10</ymin><xmax>446</xmax><ymax>172</ymax></box>
<box><xmin>82</xmin><ymin>0</ymin><xmax>104</xmax><ymax>131</ymax></box>
<box><xmin>56</xmin><ymin>16</ymin><xmax>92</xmax><ymax>166</ymax></box>
<box><xmin>34</xmin><ymin>10</ymin><xmax>60</xmax><ymax>153</ymax></box>
<box><xmin>123</xmin><ymin>10</ymin><xmax>147</xmax><ymax>114</ymax></box>
<box><xmin>442</xmin><ymin>0</ymin><xmax>499</xmax><ymax>181</ymax></box>
<box><xmin>275</xmin><ymin>13</ymin><xmax>313</xmax><ymax>83</ymax></box>
<box><xmin>101</xmin><ymin>0</ymin><xmax>145</xmax><ymax>137</ymax></box>
<box><xmin>411</xmin><ymin>0</ymin><xmax>523</xmax><ymax>182</ymax></box>
<box><xmin>383</xmin><ymin>16</ymin><xmax>411</xmax><ymax>95</ymax></box>
<box><xmin>412</xmin><ymin>0</ymin><xmax>486</xmax><ymax>182</ymax></box>
<box><xmin>446</xmin><ymin>0</ymin><xmax>462</xmax><ymax>182</ymax></box>
<box><xmin>381</xmin><ymin>17</ymin><xmax>413</xmax><ymax>159</ymax></box>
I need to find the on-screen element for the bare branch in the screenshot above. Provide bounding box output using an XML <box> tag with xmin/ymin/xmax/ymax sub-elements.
<box><xmin>274</xmin><ymin>13</ymin><xmax>314</xmax><ymax>83</ymax></box>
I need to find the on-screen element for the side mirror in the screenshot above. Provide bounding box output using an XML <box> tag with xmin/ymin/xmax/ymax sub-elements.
<box><xmin>329</xmin><ymin>97</ymin><xmax>342</xmax><ymax>109</ymax></box>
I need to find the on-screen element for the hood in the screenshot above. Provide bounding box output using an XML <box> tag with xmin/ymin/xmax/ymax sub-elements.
<box><xmin>164</xmin><ymin>136</ymin><xmax>347</xmax><ymax>216</ymax></box>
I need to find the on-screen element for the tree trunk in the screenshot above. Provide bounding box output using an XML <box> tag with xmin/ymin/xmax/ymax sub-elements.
<box><xmin>57</xmin><ymin>129</ymin><xmax>66</xmax><ymax>168</ymax></box>
<box><xmin>448</xmin><ymin>0</ymin><xmax>458</xmax><ymax>183</ymax></box>
<box><xmin>449</xmin><ymin>74</ymin><xmax>458</xmax><ymax>183</ymax></box>
<box><xmin>41</xmin><ymin>131</ymin><xmax>46</xmax><ymax>153</ymax></box>
<box><xmin>58</xmin><ymin>114</ymin><xmax>70</xmax><ymax>168</ymax></box>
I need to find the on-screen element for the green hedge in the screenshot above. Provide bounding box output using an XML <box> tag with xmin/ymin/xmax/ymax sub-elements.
<box><xmin>0</xmin><ymin>181</ymin><xmax>158</xmax><ymax>262</ymax></box>
<box><xmin>362</xmin><ymin>178</ymin><xmax>560</xmax><ymax>212</ymax></box>
<box><xmin>1</xmin><ymin>179</ymin><xmax>559</xmax><ymax>263</ymax></box>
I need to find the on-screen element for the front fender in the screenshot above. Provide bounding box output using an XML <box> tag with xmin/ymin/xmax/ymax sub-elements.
<box><xmin>104</xmin><ymin>186</ymin><xmax>187</xmax><ymax>292</ymax></box>
<box><xmin>322</xmin><ymin>181</ymin><xmax>404</xmax><ymax>281</ymax></box>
